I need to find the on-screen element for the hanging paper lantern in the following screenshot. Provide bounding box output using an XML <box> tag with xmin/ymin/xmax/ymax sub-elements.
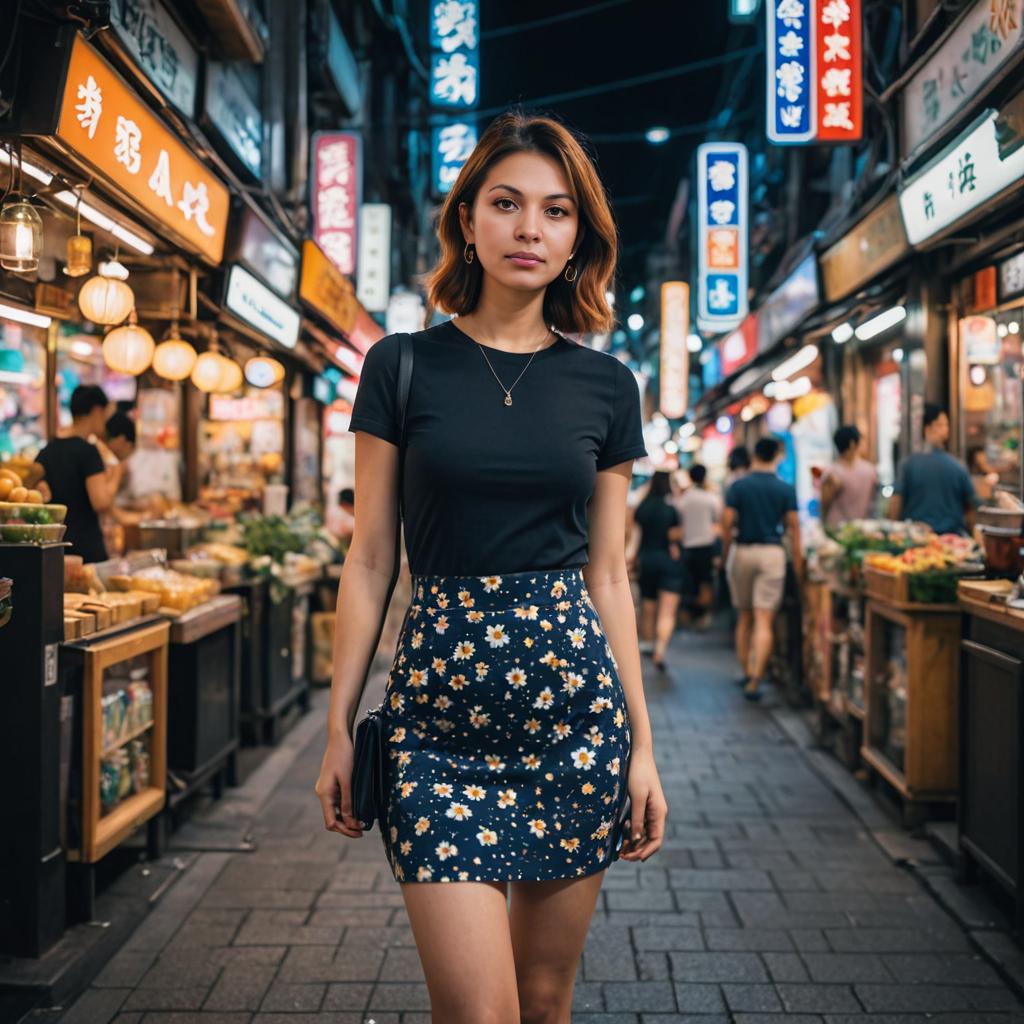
<box><xmin>244</xmin><ymin>355</ymin><xmax>285</xmax><ymax>388</ymax></box>
<box><xmin>191</xmin><ymin>350</ymin><xmax>225</xmax><ymax>392</ymax></box>
<box><xmin>215</xmin><ymin>357</ymin><xmax>243</xmax><ymax>393</ymax></box>
<box><xmin>65</xmin><ymin>233</ymin><xmax>93</xmax><ymax>278</ymax></box>
<box><xmin>102</xmin><ymin>310</ymin><xmax>154</xmax><ymax>376</ymax></box>
<box><xmin>152</xmin><ymin>336</ymin><xmax>197</xmax><ymax>381</ymax></box>
<box><xmin>78</xmin><ymin>264</ymin><xmax>134</xmax><ymax>325</ymax></box>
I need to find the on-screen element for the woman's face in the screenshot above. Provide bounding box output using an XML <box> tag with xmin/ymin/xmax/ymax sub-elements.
<box><xmin>459</xmin><ymin>150</ymin><xmax>579</xmax><ymax>296</ymax></box>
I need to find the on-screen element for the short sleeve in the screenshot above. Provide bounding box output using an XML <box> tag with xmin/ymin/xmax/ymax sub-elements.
<box><xmin>596</xmin><ymin>359</ymin><xmax>647</xmax><ymax>471</ymax></box>
<box><xmin>784</xmin><ymin>483</ymin><xmax>798</xmax><ymax>513</ymax></box>
<box><xmin>725</xmin><ymin>482</ymin><xmax>738</xmax><ymax>510</ymax></box>
<box><xmin>82</xmin><ymin>441</ymin><xmax>105</xmax><ymax>478</ymax></box>
<box><xmin>348</xmin><ymin>333</ymin><xmax>402</xmax><ymax>445</ymax></box>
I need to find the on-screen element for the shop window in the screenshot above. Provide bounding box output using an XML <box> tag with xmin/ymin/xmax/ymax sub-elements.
<box><xmin>962</xmin><ymin>307</ymin><xmax>1024</xmax><ymax>500</ymax></box>
<box><xmin>55</xmin><ymin>329</ymin><xmax>136</xmax><ymax>432</ymax></box>
<box><xmin>0</xmin><ymin>317</ymin><xmax>47</xmax><ymax>459</ymax></box>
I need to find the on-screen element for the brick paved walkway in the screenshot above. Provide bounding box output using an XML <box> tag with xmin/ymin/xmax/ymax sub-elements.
<box><xmin>46</xmin><ymin>628</ymin><xmax>1024</xmax><ymax>1023</ymax></box>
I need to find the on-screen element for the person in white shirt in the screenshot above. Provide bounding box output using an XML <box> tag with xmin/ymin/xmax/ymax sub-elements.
<box><xmin>678</xmin><ymin>464</ymin><xmax>722</xmax><ymax>629</ymax></box>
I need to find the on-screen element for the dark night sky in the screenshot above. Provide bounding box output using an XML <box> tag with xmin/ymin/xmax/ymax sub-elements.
<box><xmin>478</xmin><ymin>1</ymin><xmax>745</xmax><ymax>294</ymax></box>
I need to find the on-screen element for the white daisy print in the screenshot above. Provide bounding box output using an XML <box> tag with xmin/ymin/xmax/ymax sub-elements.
<box><xmin>497</xmin><ymin>788</ymin><xmax>517</xmax><ymax>808</ymax></box>
<box><xmin>414</xmin><ymin>817</ymin><xmax>431</xmax><ymax>835</ymax></box>
<box><xmin>476</xmin><ymin>828</ymin><xmax>498</xmax><ymax>846</ymax></box>
<box><xmin>469</xmin><ymin>707</ymin><xmax>491</xmax><ymax>729</ymax></box>
<box><xmin>463</xmin><ymin>784</ymin><xmax>486</xmax><ymax>801</ymax></box>
<box><xmin>481</xmin><ymin>575</ymin><xmax>503</xmax><ymax>592</ymax></box>
<box><xmin>571</xmin><ymin>747</ymin><xmax>596</xmax><ymax>770</ymax></box>
<box><xmin>528</xmin><ymin>818</ymin><xmax>547</xmax><ymax>837</ymax></box>
<box><xmin>551</xmin><ymin>580</ymin><xmax>566</xmax><ymax>598</ymax></box>
<box><xmin>434</xmin><ymin>615</ymin><xmax>449</xmax><ymax>634</ymax></box>
<box><xmin>475</xmin><ymin>661</ymin><xmax>490</xmax><ymax>681</ymax></box>
<box><xmin>606</xmin><ymin>756</ymin><xmax>621</xmax><ymax>775</ymax></box>
<box><xmin>433</xmin><ymin>782</ymin><xmax>453</xmax><ymax>797</ymax></box>
<box><xmin>484</xmin><ymin>754</ymin><xmax>506</xmax><ymax>771</ymax></box>
<box><xmin>435</xmin><ymin>841</ymin><xmax>458</xmax><ymax>861</ymax></box>
<box><xmin>433</xmin><ymin>695</ymin><xmax>452</xmax><ymax>710</ymax></box>
<box><xmin>410</xmin><ymin>630</ymin><xmax>424</xmax><ymax>649</ymax></box>
<box><xmin>408</xmin><ymin>668</ymin><xmax>428</xmax><ymax>688</ymax></box>
<box><xmin>486</xmin><ymin>624</ymin><xmax>511</xmax><ymax>648</ymax></box>
<box><xmin>453</xmin><ymin>640</ymin><xmax>475</xmax><ymax>661</ymax></box>
<box><xmin>416</xmin><ymin>866</ymin><xmax>433</xmax><ymax>881</ymax></box>
<box><xmin>524</xmin><ymin>717</ymin><xmax>542</xmax><ymax>735</ymax></box>
<box><xmin>534</xmin><ymin>688</ymin><xmax>555</xmax><ymax>710</ymax></box>
<box><xmin>506</xmin><ymin>667</ymin><xmax>528</xmax><ymax>688</ymax></box>
<box><xmin>590</xmin><ymin>697</ymin><xmax>613</xmax><ymax>713</ymax></box>
<box><xmin>435</xmin><ymin>718</ymin><xmax>455</xmax><ymax>733</ymax></box>
<box><xmin>553</xmin><ymin>721</ymin><xmax>572</xmax><ymax>740</ymax></box>
<box><xmin>432</xmin><ymin>657</ymin><xmax>447</xmax><ymax>674</ymax></box>
<box><xmin>449</xmin><ymin>674</ymin><xmax>469</xmax><ymax>691</ymax></box>
<box><xmin>467</xmin><ymin>610</ymin><xmax>484</xmax><ymax>623</ymax></box>
<box><xmin>567</xmin><ymin>628</ymin><xmax>587</xmax><ymax>649</ymax></box>
<box><xmin>560</xmin><ymin>837</ymin><xmax>581</xmax><ymax>852</ymax></box>
<box><xmin>390</xmin><ymin>727</ymin><xmax>406</xmax><ymax>743</ymax></box>
<box><xmin>446</xmin><ymin>802</ymin><xmax>473</xmax><ymax>821</ymax></box>
<box><xmin>389</xmin><ymin>692</ymin><xmax>405</xmax><ymax>713</ymax></box>
<box><xmin>562</xmin><ymin>672</ymin><xmax>584</xmax><ymax>694</ymax></box>
<box><xmin>521</xmin><ymin>753</ymin><xmax>541</xmax><ymax>770</ymax></box>
<box><xmin>458</xmin><ymin>590</ymin><xmax>475</xmax><ymax>607</ymax></box>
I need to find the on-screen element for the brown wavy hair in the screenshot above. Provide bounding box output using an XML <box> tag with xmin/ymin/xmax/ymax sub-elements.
<box><xmin>426</xmin><ymin>111</ymin><xmax>618</xmax><ymax>334</ymax></box>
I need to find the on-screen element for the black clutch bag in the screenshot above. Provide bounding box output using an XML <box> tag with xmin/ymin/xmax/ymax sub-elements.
<box><xmin>350</xmin><ymin>333</ymin><xmax>414</xmax><ymax>831</ymax></box>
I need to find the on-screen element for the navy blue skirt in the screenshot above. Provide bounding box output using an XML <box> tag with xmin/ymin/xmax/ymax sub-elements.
<box><xmin>377</xmin><ymin>568</ymin><xmax>633</xmax><ymax>883</ymax></box>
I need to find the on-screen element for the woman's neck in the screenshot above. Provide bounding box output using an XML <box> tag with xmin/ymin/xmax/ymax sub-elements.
<box><xmin>457</xmin><ymin>278</ymin><xmax>552</xmax><ymax>353</ymax></box>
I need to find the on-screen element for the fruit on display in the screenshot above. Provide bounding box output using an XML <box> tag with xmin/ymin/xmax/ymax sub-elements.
<box><xmin>864</xmin><ymin>534</ymin><xmax>981</xmax><ymax>575</ymax></box>
<box><xmin>109</xmin><ymin>566</ymin><xmax>219</xmax><ymax>612</ymax></box>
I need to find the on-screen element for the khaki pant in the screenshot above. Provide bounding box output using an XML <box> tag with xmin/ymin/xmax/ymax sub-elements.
<box><xmin>727</xmin><ymin>544</ymin><xmax>786</xmax><ymax>611</ymax></box>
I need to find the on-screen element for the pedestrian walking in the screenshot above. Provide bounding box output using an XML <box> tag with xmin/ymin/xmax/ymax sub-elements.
<box><xmin>315</xmin><ymin>111</ymin><xmax>667</xmax><ymax>1024</ymax></box>
<box><xmin>888</xmin><ymin>403</ymin><xmax>977</xmax><ymax>534</ymax></box>
<box><xmin>725</xmin><ymin>444</ymin><xmax>751</xmax><ymax>489</ymax></box>
<box><xmin>721</xmin><ymin>436</ymin><xmax>803</xmax><ymax>702</ymax></box>
<box><xmin>821</xmin><ymin>424</ymin><xmax>877</xmax><ymax>529</ymax></box>
<box><xmin>629</xmin><ymin>470</ymin><xmax>682</xmax><ymax>672</ymax></box>
<box><xmin>678</xmin><ymin>463</ymin><xmax>722</xmax><ymax>629</ymax></box>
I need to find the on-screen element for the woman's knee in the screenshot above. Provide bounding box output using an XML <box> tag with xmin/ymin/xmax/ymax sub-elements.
<box><xmin>518</xmin><ymin>976</ymin><xmax>572</xmax><ymax>1024</ymax></box>
<box><xmin>431</xmin><ymin>998</ymin><xmax>520</xmax><ymax>1024</ymax></box>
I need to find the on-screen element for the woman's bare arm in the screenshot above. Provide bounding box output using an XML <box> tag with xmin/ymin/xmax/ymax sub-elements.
<box><xmin>583</xmin><ymin>463</ymin><xmax>667</xmax><ymax>862</ymax></box>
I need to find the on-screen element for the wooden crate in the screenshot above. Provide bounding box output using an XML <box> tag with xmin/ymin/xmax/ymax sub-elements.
<box><xmin>863</xmin><ymin>565</ymin><xmax>909</xmax><ymax>604</ymax></box>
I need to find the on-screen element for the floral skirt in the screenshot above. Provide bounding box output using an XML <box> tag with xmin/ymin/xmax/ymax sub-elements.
<box><xmin>378</xmin><ymin>567</ymin><xmax>632</xmax><ymax>883</ymax></box>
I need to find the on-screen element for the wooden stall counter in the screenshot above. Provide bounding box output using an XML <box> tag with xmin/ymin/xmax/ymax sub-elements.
<box><xmin>957</xmin><ymin>579</ymin><xmax>1024</xmax><ymax>938</ymax></box>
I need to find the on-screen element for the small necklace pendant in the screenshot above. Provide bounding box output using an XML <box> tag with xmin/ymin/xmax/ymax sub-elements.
<box><xmin>504</xmin><ymin>394</ymin><xmax>513</xmax><ymax>407</ymax></box>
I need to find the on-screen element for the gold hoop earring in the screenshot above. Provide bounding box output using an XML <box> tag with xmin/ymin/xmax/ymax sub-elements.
<box><xmin>464</xmin><ymin>243</ymin><xmax>475</xmax><ymax>264</ymax></box>
<box><xmin>564</xmin><ymin>262</ymin><xmax>578</xmax><ymax>283</ymax></box>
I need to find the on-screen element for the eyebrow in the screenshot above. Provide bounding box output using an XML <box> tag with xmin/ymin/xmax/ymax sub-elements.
<box><xmin>488</xmin><ymin>184</ymin><xmax>576</xmax><ymax>203</ymax></box>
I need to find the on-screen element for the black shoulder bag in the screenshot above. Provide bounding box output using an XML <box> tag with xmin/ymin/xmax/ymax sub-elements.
<box><xmin>350</xmin><ymin>333</ymin><xmax>414</xmax><ymax>831</ymax></box>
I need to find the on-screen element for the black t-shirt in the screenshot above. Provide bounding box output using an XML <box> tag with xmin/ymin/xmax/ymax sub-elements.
<box><xmin>634</xmin><ymin>498</ymin><xmax>679</xmax><ymax>554</ymax></box>
<box><xmin>348</xmin><ymin>322</ymin><xmax>648</xmax><ymax>575</ymax></box>
<box><xmin>36</xmin><ymin>436</ymin><xmax>107</xmax><ymax>563</ymax></box>
<box><xmin>726</xmin><ymin>470</ymin><xmax>798</xmax><ymax>545</ymax></box>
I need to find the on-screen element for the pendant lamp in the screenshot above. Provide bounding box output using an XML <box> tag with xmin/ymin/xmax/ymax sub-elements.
<box><xmin>244</xmin><ymin>355</ymin><xmax>285</xmax><ymax>388</ymax></box>
<box><xmin>64</xmin><ymin>187</ymin><xmax>92</xmax><ymax>278</ymax></box>
<box><xmin>152</xmin><ymin>322</ymin><xmax>197</xmax><ymax>381</ymax></box>
<box><xmin>0</xmin><ymin>193</ymin><xmax>43</xmax><ymax>273</ymax></box>
<box><xmin>191</xmin><ymin>350</ymin><xmax>226</xmax><ymax>392</ymax></box>
<box><xmin>78</xmin><ymin>259</ymin><xmax>134</xmax><ymax>325</ymax></box>
<box><xmin>215</xmin><ymin>357</ymin><xmax>243</xmax><ymax>393</ymax></box>
<box><xmin>102</xmin><ymin>309</ymin><xmax>155</xmax><ymax>375</ymax></box>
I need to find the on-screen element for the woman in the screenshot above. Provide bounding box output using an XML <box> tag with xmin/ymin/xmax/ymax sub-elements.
<box><xmin>315</xmin><ymin>111</ymin><xmax>667</xmax><ymax>1024</ymax></box>
<box><xmin>630</xmin><ymin>471</ymin><xmax>683</xmax><ymax>671</ymax></box>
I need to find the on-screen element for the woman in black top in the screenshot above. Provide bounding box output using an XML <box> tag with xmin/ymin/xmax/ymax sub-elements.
<box><xmin>315</xmin><ymin>111</ymin><xmax>667</xmax><ymax>1023</ymax></box>
<box><xmin>630</xmin><ymin>471</ymin><xmax>683</xmax><ymax>672</ymax></box>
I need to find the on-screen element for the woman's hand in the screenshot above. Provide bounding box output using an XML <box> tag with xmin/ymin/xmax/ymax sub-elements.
<box><xmin>315</xmin><ymin>734</ymin><xmax>365</xmax><ymax>839</ymax></box>
<box><xmin>619</xmin><ymin>749</ymin><xmax>667</xmax><ymax>863</ymax></box>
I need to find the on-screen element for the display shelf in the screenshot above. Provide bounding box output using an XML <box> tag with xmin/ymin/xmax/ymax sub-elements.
<box><xmin>861</xmin><ymin>596</ymin><xmax>960</xmax><ymax>818</ymax></box>
<box><xmin>101</xmin><ymin>719</ymin><xmax>153</xmax><ymax>759</ymax></box>
<box><xmin>62</xmin><ymin>619</ymin><xmax>169</xmax><ymax>866</ymax></box>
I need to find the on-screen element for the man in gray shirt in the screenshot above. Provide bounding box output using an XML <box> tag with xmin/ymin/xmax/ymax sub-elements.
<box><xmin>888</xmin><ymin>404</ymin><xmax>976</xmax><ymax>535</ymax></box>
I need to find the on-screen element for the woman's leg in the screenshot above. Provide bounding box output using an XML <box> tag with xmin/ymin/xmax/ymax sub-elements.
<box><xmin>401</xmin><ymin>880</ymin><xmax>520</xmax><ymax>1024</ymax></box>
<box><xmin>509</xmin><ymin>873</ymin><xmax>605</xmax><ymax>1024</ymax></box>
<box><xmin>639</xmin><ymin>597</ymin><xmax>656</xmax><ymax>647</ymax></box>
<box><xmin>653</xmin><ymin>588</ymin><xmax>681</xmax><ymax>666</ymax></box>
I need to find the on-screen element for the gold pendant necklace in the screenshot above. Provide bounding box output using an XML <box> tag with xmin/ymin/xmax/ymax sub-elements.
<box><xmin>474</xmin><ymin>333</ymin><xmax>552</xmax><ymax>407</ymax></box>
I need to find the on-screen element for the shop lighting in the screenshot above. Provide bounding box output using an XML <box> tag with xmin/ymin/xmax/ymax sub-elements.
<box><xmin>69</xmin><ymin>339</ymin><xmax>95</xmax><ymax>358</ymax></box>
<box><xmin>244</xmin><ymin>355</ymin><xmax>286</xmax><ymax>388</ymax></box>
<box><xmin>664</xmin><ymin>440</ymin><xmax>679</xmax><ymax>455</ymax></box>
<box><xmin>0</xmin><ymin>301</ymin><xmax>51</xmax><ymax>329</ymax></box>
<box><xmin>1010</xmin><ymin>322</ymin><xmax>1021</xmax><ymax>335</ymax></box>
<box><xmin>152</xmin><ymin>325</ymin><xmax>197</xmax><ymax>381</ymax></box>
<box><xmin>854</xmin><ymin>304</ymin><xmax>906</xmax><ymax>341</ymax></box>
<box><xmin>716</xmin><ymin>415</ymin><xmax>733</xmax><ymax>434</ymax></box>
<box><xmin>998</xmin><ymin>323</ymin><xmax>1009</xmax><ymax>338</ymax></box>
<box><xmin>102</xmin><ymin>309</ymin><xmax>154</xmax><ymax>376</ymax></box>
<box><xmin>627</xmin><ymin>313</ymin><xmax>645</xmax><ymax>332</ymax></box>
<box><xmin>78</xmin><ymin>266</ymin><xmax>134</xmax><ymax>326</ymax></box>
<box><xmin>629</xmin><ymin>285</ymin><xmax>645</xmax><ymax>303</ymax></box>
<box><xmin>645</xmin><ymin>127</ymin><xmax>670</xmax><ymax>144</ymax></box>
<box><xmin>893</xmin><ymin>348</ymin><xmax>905</xmax><ymax>363</ymax></box>
<box><xmin>740</xmin><ymin>405</ymin><xmax>756</xmax><ymax>422</ymax></box>
<box><xmin>191</xmin><ymin>350</ymin><xmax>226</xmax><ymax>393</ymax></box>
<box><xmin>604</xmin><ymin>289</ymin><xmax>616</xmax><ymax>308</ymax></box>
<box><xmin>729</xmin><ymin>365</ymin><xmax>763</xmax><ymax>395</ymax></box>
<box><xmin>679</xmin><ymin>422</ymin><xmax>696</xmax><ymax>438</ymax></box>
<box><xmin>215</xmin><ymin>357</ymin><xmax>243</xmax><ymax>394</ymax></box>
<box><xmin>831</xmin><ymin>322</ymin><xmax>854</xmax><ymax>344</ymax></box>
<box><xmin>687</xmin><ymin>332</ymin><xmax>703</xmax><ymax>353</ymax></box>
<box><xmin>881</xmin><ymin>484</ymin><xmax>894</xmax><ymax>499</ymax></box>
<box><xmin>970</xmin><ymin>365</ymin><xmax>988</xmax><ymax>387</ymax></box>
<box><xmin>768</xmin><ymin>375</ymin><xmax>812</xmax><ymax>402</ymax></box>
<box><xmin>0</xmin><ymin>193</ymin><xmax>43</xmax><ymax>273</ymax></box>
<box><xmin>771</xmin><ymin>343</ymin><xmax>818</xmax><ymax>381</ymax></box>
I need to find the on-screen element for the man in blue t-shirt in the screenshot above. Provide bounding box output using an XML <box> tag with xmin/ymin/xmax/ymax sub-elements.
<box><xmin>721</xmin><ymin>437</ymin><xmax>802</xmax><ymax>703</ymax></box>
<box><xmin>888</xmin><ymin>404</ymin><xmax>976</xmax><ymax>535</ymax></box>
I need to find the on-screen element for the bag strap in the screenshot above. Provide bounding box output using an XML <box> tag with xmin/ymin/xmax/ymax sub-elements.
<box><xmin>361</xmin><ymin>334</ymin><xmax>414</xmax><ymax>711</ymax></box>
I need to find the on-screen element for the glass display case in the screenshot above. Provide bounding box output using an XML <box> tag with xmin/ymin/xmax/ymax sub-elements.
<box><xmin>0</xmin><ymin>316</ymin><xmax>47</xmax><ymax>459</ymax></box>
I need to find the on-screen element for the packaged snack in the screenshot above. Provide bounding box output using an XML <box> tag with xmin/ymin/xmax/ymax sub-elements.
<box><xmin>129</xmin><ymin>739</ymin><xmax>150</xmax><ymax>791</ymax></box>
<box><xmin>100</xmin><ymin>756</ymin><xmax>121</xmax><ymax>813</ymax></box>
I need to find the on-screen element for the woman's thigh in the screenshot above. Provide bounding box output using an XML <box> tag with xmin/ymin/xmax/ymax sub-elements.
<box><xmin>509</xmin><ymin>872</ymin><xmax>605</xmax><ymax>1019</ymax></box>
<box><xmin>401</xmin><ymin>880</ymin><xmax>520</xmax><ymax>1024</ymax></box>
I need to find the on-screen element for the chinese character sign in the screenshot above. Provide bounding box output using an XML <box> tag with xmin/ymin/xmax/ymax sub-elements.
<box><xmin>660</xmin><ymin>282</ymin><xmax>690</xmax><ymax>419</ymax></box>
<box><xmin>433</xmin><ymin>121</ymin><xmax>477</xmax><ymax>194</ymax></box>
<box><xmin>430</xmin><ymin>1</ymin><xmax>479</xmax><ymax>109</ymax></box>
<box><xmin>767</xmin><ymin>0</ymin><xmax>815</xmax><ymax>143</ymax></box>
<box><xmin>898</xmin><ymin>109</ymin><xmax>1024</xmax><ymax>245</ymax></box>
<box><xmin>697</xmin><ymin>143</ymin><xmax>748</xmax><ymax>332</ymax></box>
<box><xmin>816</xmin><ymin>0</ymin><xmax>862</xmax><ymax>141</ymax></box>
<box><xmin>312</xmin><ymin>132</ymin><xmax>361</xmax><ymax>277</ymax></box>
<box><xmin>901</xmin><ymin>0</ymin><xmax>1023</xmax><ymax>157</ymax></box>
<box><xmin>56</xmin><ymin>35</ymin><xmax>229</xmax><ymax>263</ymax></box>
<box><xmin>767</xmin><ymin>0</ymin><xmax>863</xmax><ymax>144</ymax></box>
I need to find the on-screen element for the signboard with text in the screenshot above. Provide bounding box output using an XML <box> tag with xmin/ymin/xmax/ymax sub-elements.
<box><xmin>430</xmin><ymin>0</ymin><xmax>479</xmax><ymax>109</ymax></box>
<box><xmin>433</xmin><ymin>121</ymin><xmax>476</xmax><ymax>194</ymax></box>
<box><xmin>697</xmin><ymin>142</ymin><xmax>748</xmax><ymax>333</ymax></box>
<box><xmin>300</xmin><ymin>239</ymin><xmax>359</xmax><ymax>336</ymax></box>
<box><xmin>311</xmin><ymin>132</ymin><xmax>360</xmax><ymax>277</ymax></box>
<box><xmin>901</xmin><ymin>0</ymin><xmax>1023</xmax><ymax>158</ymax></box>
<box><xmin>56</xmin><ymin>34</ymin><xmax>229</xmax><ymax>263</ymax></box>
<box><xmin>767</xmin><ymin>0</ymin><xmax>863</xmax><ymax>145</ymax></box>
<box><xmin>898</xmin><ymin>107</ymin><xmax>1024</xmax><ymax>245</ymax></box>
<box><xmin>820</xmin><ymin>194</ymin><xmax>909</xmax><ymax>302</ymax></box>
<box><xmin>659</xmin><ymin>282</ymin><xmax>690</xmax><ymax>419</ymax></box>
<box><xmin>225</xmin><ymin>264</ymin><xmax>301</xmax><ymax>349</ymax></box>
<box><xmin>356</xmin><ymin>204</ymin><xmax>392</xmax><ymax>313</ymax></box>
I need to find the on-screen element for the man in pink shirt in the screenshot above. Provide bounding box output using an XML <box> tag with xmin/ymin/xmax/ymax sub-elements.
<box><xmin>821</xmin><ymin>425</ymin><xmax>877</xmax><ymax>529</ymax></box>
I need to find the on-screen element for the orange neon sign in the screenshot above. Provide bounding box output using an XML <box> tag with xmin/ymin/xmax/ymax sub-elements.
<box><xmin>299</xmin><ymin>239</ymin><xmax>358</xmax><ymax>335</ymax></box>
<box><xmin>56</xmin><ymin>35</ymin><xmax>229</xmax><ymax>264</ymax></box>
